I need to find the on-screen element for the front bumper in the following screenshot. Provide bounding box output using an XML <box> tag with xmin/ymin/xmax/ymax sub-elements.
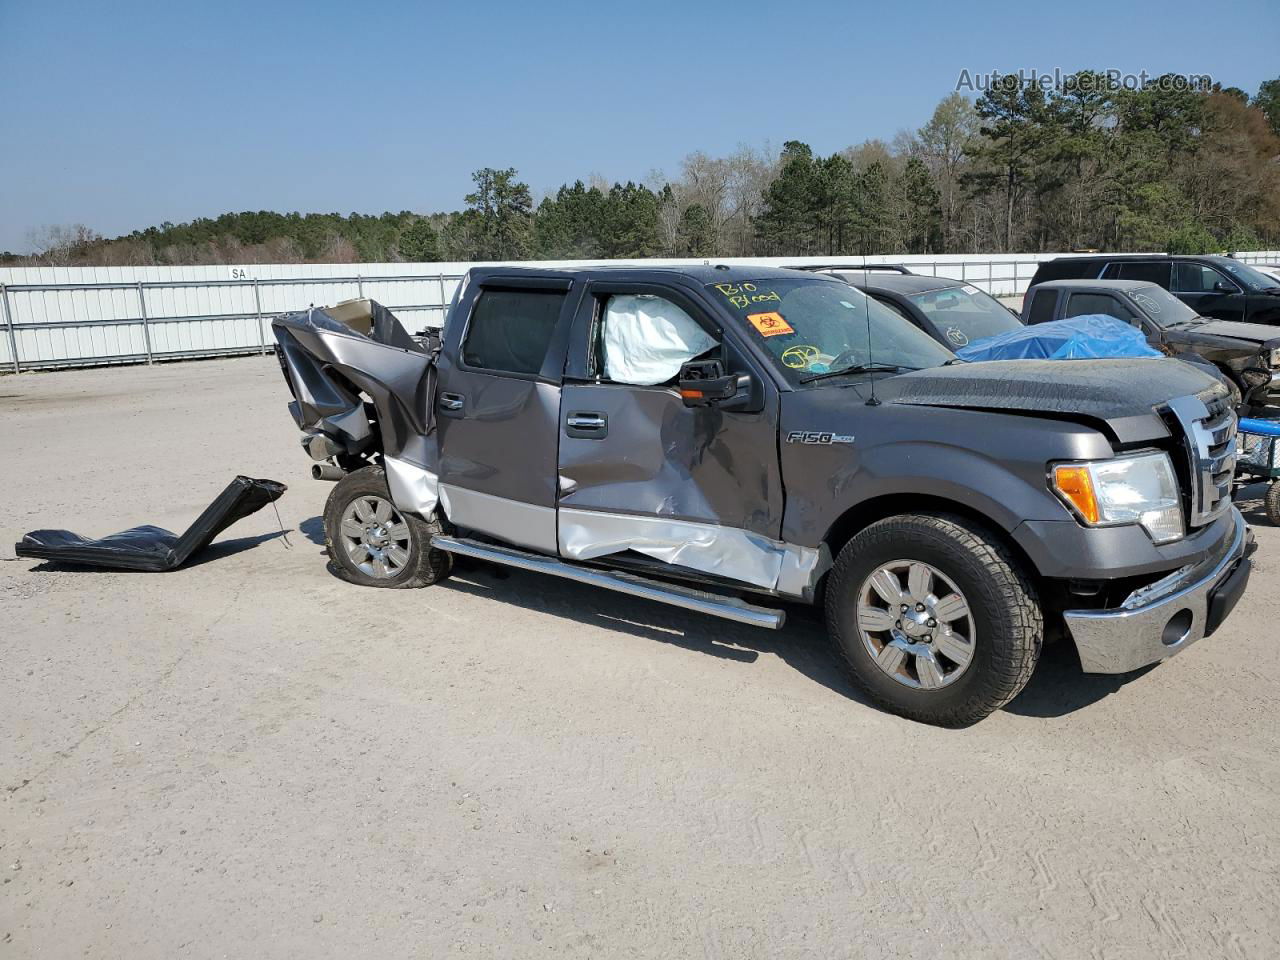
<box><xmin>1245</xmin><ymin>369</ymin><xmax>1280</xmax><ymax>408</ymax></box>
<box><xmin>1064</xmin><ymin>508</ymin><xmax>1252</xmax><ymax>673</ymax></box>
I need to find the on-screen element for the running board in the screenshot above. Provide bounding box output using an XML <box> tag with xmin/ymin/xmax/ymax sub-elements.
<box><xmin>431</xmin><ymin>535</ymin><xmax>786</xmax><ymax>630</ymax></box>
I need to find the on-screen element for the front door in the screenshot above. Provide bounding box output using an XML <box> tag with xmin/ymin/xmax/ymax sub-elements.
<box><xmin>1174</xmin><ymin>262</ymin><xmax>1248</xmax><ymax>323</ymax></box>
<box><xmin>435</xmin><ymin>279</ymin><xmax>574</xmax><ymax>553</ymax></box>
<box><xmin>555</xmin><ymin>282</ymin><xmax>787</xmax><ymax>588</ymax></box>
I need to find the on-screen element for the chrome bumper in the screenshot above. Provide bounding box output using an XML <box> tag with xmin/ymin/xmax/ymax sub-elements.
<box><xmin>1065</xmin><ymin>509</ymin><xmax>1252</xmax><ymax>674</ymax></box>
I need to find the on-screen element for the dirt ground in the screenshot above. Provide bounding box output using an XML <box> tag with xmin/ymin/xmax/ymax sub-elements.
<box><xmin>2</xmin><ymin>357</ymin><xmax>1278</xmax><ymax>959</ymax></box>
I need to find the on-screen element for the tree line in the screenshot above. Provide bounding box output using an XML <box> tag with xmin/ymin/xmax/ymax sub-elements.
<box><xmin>8</xmin><ymin>71</ymin><xmax>1279</xmax><ymax>268</ymax></box>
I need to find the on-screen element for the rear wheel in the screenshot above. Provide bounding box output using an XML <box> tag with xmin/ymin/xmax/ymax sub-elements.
<box><xmin>825</xmin><ymin>513</ymin><xmax>1042</xmax><ymax>726</ymax></box>
<box><xmin>323</xmin><ymin>465</ymin><xmax>451</xmax><ymax>588</ymax></box>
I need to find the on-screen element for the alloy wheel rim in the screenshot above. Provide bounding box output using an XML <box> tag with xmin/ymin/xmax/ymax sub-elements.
<box><xmin>339</xmin><ymin>495</ymin><xmax>411</xmax><ymax>579</ymax></box>
<box><xmin>855</xmin><ymin>560</ymin><xmax>976</xmax><ymax>690</ymax></box>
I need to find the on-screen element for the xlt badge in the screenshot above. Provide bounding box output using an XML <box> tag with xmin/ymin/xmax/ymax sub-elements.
<box><xmin>787</xmin><ymin>431</ymin><xmax>855</xmax><ymax>445</ymax></box>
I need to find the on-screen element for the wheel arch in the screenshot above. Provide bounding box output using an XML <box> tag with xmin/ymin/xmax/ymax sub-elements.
<box><xmin>821</xmin><ymin>493</ymin><xmax>1039</xmax><ymax>583</ymax></box>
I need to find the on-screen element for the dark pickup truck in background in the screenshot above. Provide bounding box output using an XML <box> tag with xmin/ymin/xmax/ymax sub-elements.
<box><xmin>1025</xmin><ymin>278</ymin><xmax>1280</xmax><ymax>414</ymax></box>
<box><xmin>272</xmin><ymin>265</ymin><xmax>1254</xmax><ymax>726</ymax></box>
<box><xmin>1029</xmin><ymin>254</ymin><xmax>1280</xmax><ymax>326</ymax></box>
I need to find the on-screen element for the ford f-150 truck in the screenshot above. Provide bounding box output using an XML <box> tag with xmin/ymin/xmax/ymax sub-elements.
<box><xmin>272</xmin><ymin>266</ymin><xmax>1255</xmax><ymax>726</ymax></box>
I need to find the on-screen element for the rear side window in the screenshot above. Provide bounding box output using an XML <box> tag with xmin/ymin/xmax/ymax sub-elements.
<box><xmin>1064</xmin><ymin>293</ymin><xmax>1138</xmax><ymax>324</ymax></box>
<box><xmin>1031</xmin><ymin>259</ymin><xmax>1097</xmax><ymax>284</ymax></box>
<box><xmin>1113</xmin><ymin>261</ymin><xmax>1172</xmax><ymax>287</ymax></box>
<box><xmin>872</xmin><ymin>295</ymin><xmax>914</xmax><ymax>321</ymax></box>
<box><xmin>1027</xmin><ymin>289</ymin><xmax>1057</xmax><ymax>324</ymax></box>
<box><xmin>462</xmin><ymin>289</ymin><xmax>565</xmax><ymax>376</ymax></box>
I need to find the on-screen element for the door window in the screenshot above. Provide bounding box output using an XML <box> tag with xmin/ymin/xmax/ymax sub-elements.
<box><xmin>599</xmin><ymin>294</ymin><xmax>717</xmax><ymax>386</ymax></box>
<box><xmin>1112</xmin><ymin>261</ymin><xmax>1172</xmax><ymax>287</ymax></box>
<box><xmin>1174</xmin><ymin>263</ymin><xmax>1238</xmax><ymax>294</ymax></box>
<box><xmin>1064</xmin><ymin>293</ymin><xmax>1139</xmax><ymax>325</ymax></box>
<box><xmin>462</xmin><ymin>289</ymin><xmax>565</xmax><ymax>376</ymax></box>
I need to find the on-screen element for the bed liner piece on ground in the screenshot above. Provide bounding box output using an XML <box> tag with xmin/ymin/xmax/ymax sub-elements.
<box><xmin>15</xmin><ymin>476</ymin><xmax>287</xmax><ymax>571</ymax></box>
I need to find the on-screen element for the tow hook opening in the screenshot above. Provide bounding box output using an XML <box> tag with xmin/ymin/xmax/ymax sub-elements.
<box><xmin>1161</xmin><ymin>609</ymin><xmax>1194</xmax><ymax>647</ymax></box>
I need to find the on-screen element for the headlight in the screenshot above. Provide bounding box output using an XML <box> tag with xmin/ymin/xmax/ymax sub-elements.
<box><xmin>1269</xmin><ymin>347</ymin><xmax>1280</xmax><ymax>368</ymax></box>
<box><xmin>1051</xmin><ymin>452</ymin><xmax>1183</xmax><ymax>544</ymax></box>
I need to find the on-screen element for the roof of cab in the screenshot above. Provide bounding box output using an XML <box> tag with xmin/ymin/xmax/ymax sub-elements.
<box><xmin>1032</xmin><ymin>278</ymin><xmax>1154</xmax><ymax>289</ymax></box>
<box><xmin>819</xmin><ymin>270</ymin><xmax>963</xmax><ymax>295</ymax></box>
<box><xmin>464</xmin><ymin>263</ymin><xmax>838</xmax><ymax>286</ymax></box>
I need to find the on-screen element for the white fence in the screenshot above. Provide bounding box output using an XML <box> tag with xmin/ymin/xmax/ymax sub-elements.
<box><xmin>3</xmin><ymin>251</ymin><xmax>1277</xmax><ymax>373</ymax></box>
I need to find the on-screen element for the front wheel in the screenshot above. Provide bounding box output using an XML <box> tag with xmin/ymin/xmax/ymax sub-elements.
<box><xmin>825</xmin><ymin>513</ymin><xmax>1042</xmax><ymax>726</ymax></box>
<box><xmin>322</xmin><ymin>465</ymin><xmax>452</xmax><ymax>588</ymax></box>
<box><xmin>1266</xmin><ymin>482</ymin><xmax>1280</xmax><ymax>527</ymax></box>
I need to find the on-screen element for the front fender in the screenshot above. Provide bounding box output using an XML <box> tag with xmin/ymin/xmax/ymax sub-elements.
<box><xmin>850</xmin><ymin>440</ymin><xmax>1063</xmax><ymax>532</ymax></box>
<box><xmin>778</xmin><ymin>403</ymin><xmax>1112</xmax><ymax>550</ymax></box>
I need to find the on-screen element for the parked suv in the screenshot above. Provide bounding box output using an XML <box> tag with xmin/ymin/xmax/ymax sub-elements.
<box><xmin>1024</xmin><ymin>279</ymin><xmax>1280</xmax><ymax>413</ymax></box>
<box><xmin>272</xmin><ymin>267</ymin><xmax>1253</xmax><ymax>726</ymax></box>
<box><xmin>1028</xmin><ymin>255</ymin><xmax>1280</xmax><ymax>325</ymax></box>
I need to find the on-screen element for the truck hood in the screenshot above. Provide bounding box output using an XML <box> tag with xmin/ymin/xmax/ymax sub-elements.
<box><xmin>1171</xmin><ymin>319</ymin><xmax>1280</xmax><ymax>350</ymax></box>
<box><xmin>885</xmin><ymin>357</ymin><xmax>1225</xmax><ymax>444</ymax></box>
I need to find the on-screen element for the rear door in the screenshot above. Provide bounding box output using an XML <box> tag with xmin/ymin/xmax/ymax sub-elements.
<box><xmin>434</xmin><ymin>277</ymin><xmax>577</xmax><ymax>553</ymax></box>
<box><xmin>554</xmin><ymin>281</ymin><xmax>786</xmax><ymax>587</ymax></box>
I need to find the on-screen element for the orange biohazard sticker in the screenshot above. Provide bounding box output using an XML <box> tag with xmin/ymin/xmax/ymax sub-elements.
<box><xmin>747</xmin><ymin>311</ymin><xmax>793</xmax><ymax>337</ymax></box>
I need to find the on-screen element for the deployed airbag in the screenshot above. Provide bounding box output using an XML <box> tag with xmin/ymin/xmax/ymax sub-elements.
<box><xmin>955</xmin><ymin>315</ymin><xmax>1163</xmax><ymax>362</ymax></box>
<box><xmin>15</xmin><ymin>476</ymin><xmax>287</xmax><ymax>571</ymax></box>
<box><xmin>603</xmin><ymin>295</ymin><xmax>717</xmax><ymax>385</ymax></box>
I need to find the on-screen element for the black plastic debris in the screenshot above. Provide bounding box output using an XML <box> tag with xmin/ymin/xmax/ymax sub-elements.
<box><xmin>15</xmin><ymin>476</ymin><xmax>287</xmax><ymax>572</ymax></box>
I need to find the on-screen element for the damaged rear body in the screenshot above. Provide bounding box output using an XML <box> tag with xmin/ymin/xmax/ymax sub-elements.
<box><xmin>274</xmin><ymin>300</ymin><xmax>444</xmax><ymax>515</ymax></box>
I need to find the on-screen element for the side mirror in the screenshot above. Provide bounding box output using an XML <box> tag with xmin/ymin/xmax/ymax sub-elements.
<box><xmin>678</xmin><ymin>359</ymin><xmax>749</xmax><ymax>407</ymax></box>
<box><xmin>1213</xmin><ymin>280</ymin><xmax>1236</xmax><ymax>294</ymax></box>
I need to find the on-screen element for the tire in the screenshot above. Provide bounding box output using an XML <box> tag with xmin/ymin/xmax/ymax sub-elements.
<box><xmin>825</xmin><ymin>513</ymin><xmax>1042</xmax><ymax>727</ymax></box>
<box><xmin>322</xmin><ymin>465</ymin><xmax>452</xmax><ymax>588</ymax></box>
<box><xmin>1266</xmin><ymin>482</ymin><xmax>1280</xmax><ymax>527</ymax></box>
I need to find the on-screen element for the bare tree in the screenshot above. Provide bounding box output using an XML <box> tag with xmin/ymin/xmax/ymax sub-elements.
<box><xmin>24</xmin><ymin>224</ymin><xmax>102</xmax><ymax>266</ymax></box>
<box><xmin>917</xmin><ymin>93</ymin><xmax>980</xmax><ymax>252</ymax></box>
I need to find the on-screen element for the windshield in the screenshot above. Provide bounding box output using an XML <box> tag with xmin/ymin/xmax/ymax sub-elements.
<box><xmin>1213</xmin><ymin>258</ymin><xmax>1280</xmax><ymax>291</ymax></box>
<box><xmin>708</xmin><ymin>277</ymin><xmax>954</xmax><ymax>384</ymax></box>
<box><xmin>907</xmin><ymin>283</ymin><xmax>1021</xmax><ymax>348</ymax></box>
<box><xmin>1124</xmin><ymin>284</ymin><xmax>1201</xmax><ymax>324</ymax></box>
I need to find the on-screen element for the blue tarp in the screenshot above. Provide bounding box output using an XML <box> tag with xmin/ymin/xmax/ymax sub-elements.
<box><xmin>955</xmin><ymin>315</ymin><xmax>1163</xmax><ymax>363</ymax></box>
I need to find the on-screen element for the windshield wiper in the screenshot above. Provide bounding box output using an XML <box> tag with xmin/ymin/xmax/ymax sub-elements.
<box><xmin>799</xmin><ymin>363</ymin><xmax>916</xmax><ymax>384</ymax></box>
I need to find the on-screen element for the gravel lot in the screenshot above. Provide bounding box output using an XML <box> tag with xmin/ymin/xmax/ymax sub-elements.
<box><xmin>2</xmin><ymin>357</ymin><xmax>1278</xmax><ymax>959</ymax></box>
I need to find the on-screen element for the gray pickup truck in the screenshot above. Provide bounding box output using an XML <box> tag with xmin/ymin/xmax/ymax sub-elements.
<box><xmin>272</xmin><ymin>265</ymin><xmax>1254</xmax><ymax>726</ymax></box>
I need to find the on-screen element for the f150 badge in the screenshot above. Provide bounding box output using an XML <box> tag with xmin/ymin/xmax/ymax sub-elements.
<box><xmin>787</xmin><ymin>431</ymin><xmax>855</xmax><ymax>445</ymax></box>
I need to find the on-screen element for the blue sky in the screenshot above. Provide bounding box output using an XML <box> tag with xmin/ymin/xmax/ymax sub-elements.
<box><xmin>1</xmin><ymin>0</ymin><xmax>1277</xmax><ymax>253</ymax></box>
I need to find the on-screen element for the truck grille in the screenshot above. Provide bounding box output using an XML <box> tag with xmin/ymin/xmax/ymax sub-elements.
<box><xmin>1167</xmin><ymin>393</ymin><xmax>1236</xmax><ymax>528</ymax></box>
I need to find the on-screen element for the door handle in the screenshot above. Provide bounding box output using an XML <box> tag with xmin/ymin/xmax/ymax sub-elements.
<box><xmin>439</xmin><ymin>392</ymin><xmax>465</xmax><ymax>412</ymax></box>
<box><xmin>566</xmin><ymin>411</ymin><xmax>608</xmax><ymax>438</ymax></box>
